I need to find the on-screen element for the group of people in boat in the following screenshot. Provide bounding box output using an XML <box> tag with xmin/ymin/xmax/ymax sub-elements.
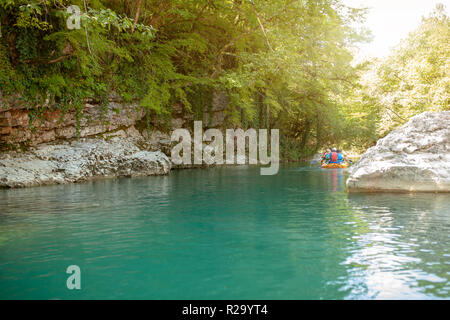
<box><xmin>321</xmin><ymin>148</ymin><xmax>347</xmax><ymax>165</ymax></box>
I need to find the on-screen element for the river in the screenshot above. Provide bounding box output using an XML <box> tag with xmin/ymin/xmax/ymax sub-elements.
<box><xmin>0</xmin><ymin>165</ymin><xmax>449</xmax><ymax>299</ymax></box>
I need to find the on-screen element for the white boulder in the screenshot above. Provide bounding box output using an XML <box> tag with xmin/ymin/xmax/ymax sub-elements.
<box><xmin>0</xmin><ymin>135</ymin><xmax>171</xmax><ymax>188</ymax></box>
<box><xmin>347</xmin><ymin>111</ymin><xmax>450</xmax><ymax>192</ymax></box>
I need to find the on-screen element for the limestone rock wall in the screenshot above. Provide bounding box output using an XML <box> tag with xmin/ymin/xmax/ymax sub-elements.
<box><xmin>0</xmin><ymin>90</ymin><xmax>228</xmax><ymax>148</ymax></box>
<box><xmin>203</xmin><ymin>91</ymin><xmax>228</xmax><ymax>128</ymax></box>
<box><xmin>0</xmin><ymin>90</ymin><xmax>230</xmax><ymax>188</ymax></box>
<box><xmin>0</xmin><ymin>100</ymin><xmax>144</xmax><ymax>146</ymax></box>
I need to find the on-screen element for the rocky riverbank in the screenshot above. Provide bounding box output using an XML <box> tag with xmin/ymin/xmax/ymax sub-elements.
<box><xmin>347</xmin><ymin>111</ymin><xmax>450</xmax><ymax>193</ymax></box>
<box><xmin>0</xmin><ymin>127</ymin><xmax>171</xmax><ymax>188</ymax></box>
<box><xmin>0</xmin><ymin>90</ymin><xmax>230</xmax><ymax>188</ymax></box>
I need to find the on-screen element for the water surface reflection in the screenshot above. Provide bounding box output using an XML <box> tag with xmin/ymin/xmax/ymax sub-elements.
<box><xmin>0</xmin><ymin>165</ymin><xmax>448</xmax><ymax>299</ymax></box>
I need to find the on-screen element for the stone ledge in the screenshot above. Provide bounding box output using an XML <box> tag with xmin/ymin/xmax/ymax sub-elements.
<box><xmin>0</xmin><ymin>133</ymin><xmax>171</xmax><ymax>188</ymax></box>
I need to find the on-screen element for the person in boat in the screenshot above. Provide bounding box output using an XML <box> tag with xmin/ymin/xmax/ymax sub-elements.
<box><xmin>321</xmin><ymin>148</ymin><xmax>331</xmax><ymax>164</ymax></box>
<box><xmin>337</xmin><ymin>149</ymin><xmax>345</xmax><ymax>163</ymax></box>
<box><xmin>337</xmin><ymin>149</ymin><xmax>348</xmax><ymax>163</ymax></box>
<box><xmin>328</xmin><ymin>148</ymin><xmax>344</xmax><ymax>164</ymax></box>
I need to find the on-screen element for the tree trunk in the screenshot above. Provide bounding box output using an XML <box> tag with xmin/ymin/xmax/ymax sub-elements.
<box><xmin>131</xmin><ymin>0</ymin><xmax>143</xmax><ymax>33</ymax></box>
<box><xmin>314</xmin><ymin>113</ymin><xmax>321</xmax><ymax>153</ymax></box>
<box><xmin>299</xmin><ymin>119</ymin><xmax>311</xmax><ymax>152</ymax></box>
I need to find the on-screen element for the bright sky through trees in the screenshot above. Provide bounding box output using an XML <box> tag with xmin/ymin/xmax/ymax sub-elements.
<box><xmin>343</xmin><ymin>0</ymin><xmax>449</xmax><ymax>58</ymax></box>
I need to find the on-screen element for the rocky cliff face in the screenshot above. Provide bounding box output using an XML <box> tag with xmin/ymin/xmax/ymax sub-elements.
<box><xmin>0</xmin><ymin>95</ymin><xmax>145</xmax><ymax>146</ymax></box>
<box><xmin>0</xmin><ymin>90</ymin><xmax>229</xmax><ymax>188</ymax></box>
<box><xmin>347</xmin><ymin>111</ymin><xmax>450</xmax><ymax>193</ymax></box>
<box><xmin>0</xmin><ymin>91</ymin><xmax>228</xmax><ymax>148</ymax></box>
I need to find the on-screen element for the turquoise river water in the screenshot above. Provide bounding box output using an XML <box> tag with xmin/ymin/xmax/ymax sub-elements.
<box><xmin>0</xmin><ymin>165</ymin><xmax>449</xmax><ymax>299</ymax></box>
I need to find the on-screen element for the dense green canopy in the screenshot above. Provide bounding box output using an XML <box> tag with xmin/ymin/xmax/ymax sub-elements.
<box><xmin>0</xmin><ymin>1</ymin><xmax>448</xmax><ymax>158</ymax></box>
<box><xmin>360</xmin><ymin>4</ymin><xmax>449</xmax><ymax>136</ymax></box>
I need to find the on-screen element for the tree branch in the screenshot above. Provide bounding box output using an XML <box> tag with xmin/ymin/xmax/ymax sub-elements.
<box><xmin>131</xmin><ymin>0</ymin><xmax>143</xmax><ymax>33</ymax></box>
<box><xmin>191</xmin><ymin>0</ymin><xmax>214</xmax><ymax>31</ymax></box>
<box><xmin>23</xmin><ymin>54</ymin><xmax>72</xmax><ymax>65</ymax></box>
<box><xmin>250</xmin><ymin>3</ymin><xmax>273</xmax><ymax>52</ymax></box>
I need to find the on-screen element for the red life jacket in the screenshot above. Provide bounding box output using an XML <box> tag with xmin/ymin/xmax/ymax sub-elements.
<box><xmin>331</xmin><ymin>152</ymin><xmax>338</xmax><ymax>162</ymax></box>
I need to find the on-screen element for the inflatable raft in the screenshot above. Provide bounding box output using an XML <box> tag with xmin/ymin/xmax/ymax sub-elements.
<box><xmin>321</xmin><ymin>162</ymin><xmax>348</xmax><ymax>169</ymax></box>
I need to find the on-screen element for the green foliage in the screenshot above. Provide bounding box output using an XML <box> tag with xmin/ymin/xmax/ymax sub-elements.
<box><xmin>358</xmin><ymin>4</ymin><xmax>449</xmax><ymax>137</ymax></box>
<box><xmin>1</xmin><ymin>0</ymin><xmax>445</xmax><ymax>159</ymax></box>
<box><xmin>0</xmin><ymin>42</ymin><xmax>22</xmax><ymax>93</ymax></box>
